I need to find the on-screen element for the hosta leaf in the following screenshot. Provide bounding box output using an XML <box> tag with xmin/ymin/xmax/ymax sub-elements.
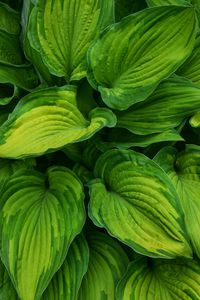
<box><xmin>0</xmin><ymin>31</ymin><xmax>23</xmax><ymax>65</ymax></box>
<box><xmin>0</xmin><ymin>86</ymin><xmax>116</xmax><ymax>159</ymax></box>
<box><xmin>87</xmin><ymin>6</ymin><xmax>196</xmax><ymax>110</ymax></box>
<box><xmin>178</xmin><ymin>35</ymin><xmax>200</xmax><ymax>85</ymax></box>
<box><xmin>21</xmin><ymin>0</ymin><xmax>54</xmax><ymax>84</ymax></box>
<box><xmin>28</xmin><ymin>0</ymin><xmax>114</xmax><ymax>81</ymax></box>
<box><xmin>117</xmin><ymin>76</ymin><xmax>200</xmax><ymax>134</ymax></box>
<box><xmin>116</xmin><ymin>257</ymin><xmax>200</xmax><ymax>300</ymax></box>
<box><xmin>147</xmin><ymin>0</ymin><xmax>191</xmax><ymax>7</ymax></box>
<box><xmin>78</xmin><ymin>232</ymin><xmax>129</xmax><ymax>300</ymax></box>
<box><xmin>96</xmin><ymin>128</ymin><xmax>183</xmax><ymax>150</ymax></box>
<box><xmin>42</xmin><ymin>234</ymin><xmax>89</xmax><ymax>300</ymax></box>
<box><xmin>88</xmin><ymin>149</ymin><xmax>192</xmax><ymax>258</ymax></box>
<box><xmin>0</xmin><ymin>166</ymin><xmax>85</xmax><ymax>300</ymax></box>
<box><xmin>0</xmin><ymin>259</ymin><xmax>19</xmax><ymax>299</ymax></box>
<box><xmin>0</xmin><ymin>2</ymin><xmax>20</xmax><ymax>34</ymax></box>
<box><xmin>154</xmin><ymin>145</ymin><xmax>200</xmax><ymax>258</ymax></box>
<box><xmin>0</xmin><ymin>63</ymin><xmax>39</xmax><ymax>91</ymax></box>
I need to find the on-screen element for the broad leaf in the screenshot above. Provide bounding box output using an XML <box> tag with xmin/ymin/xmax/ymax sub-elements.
<box><xmin>0</xmin><ymin>63</ymin><xmax>39</xmax><ymax>91</ymax></box>
<box><xmin>87</xmin><ymin>6</ymin><xmax>196</xmax><ymax>110</ymax></box>
<box><xmin>0</xmin><ymin>2</ymin><xmax>20</xmax><ymax>34</ymax></box>
<box><xmin>0</xmin><ymin>86</ymin><xmax>116</xmax><ymax>158</ymax></box>
<box><xmin>88</xmin><ymin>149</ymin><xmax>192</xmax><ymax>258</ymax></box>
<box><xmin>0</xmin><ymin>166</ymin><xmax>85</xmax><ymax>300</ymax></box>
<box><xmin>96</xmin><ymin>128</ymin><xmax>183</xmax><ymax>150</ymax></box>
<box><xmin>116</xmin><ymin>257</ymin><xmax>200</xmax><ymax>300</ymax></box>
<box><xmin>42</xmin><ymin>234</ymin><xmax>89</xmax><ymax>300</ymax></box>
<box><xmin>21</xmin><ymin>0</ymin><xmax>54</xmax><ymax>84</ymax></box>
<box><xmin>78</xmin><ymin>232</ymin><xmax>129</xmax><ymax>300</ymax></box>
<box><xmin>28</xmin><ymin>0</ymin><xmax>114</xmax><ymax>81</ymax></box>
<box><xmin>117</xmin><ymin>76</ymin><xmax>200</xmax><ymax>134</ymax></box>
<box><xmin>154</xmin><ymin>145</ymin><xmax>200</xmax><ymax>258</ymax></box>
<box><xmin>178</xmin><ymin>35</ymin><xmax>200</xmax><ymax>85</ymax></box>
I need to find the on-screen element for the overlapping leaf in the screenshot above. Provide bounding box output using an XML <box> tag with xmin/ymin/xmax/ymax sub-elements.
<box><xmin>87</xmin><ymin>6</ymin><xmax>196</xmax><ymax>110</ymax></box>
<box><xmin>0</xmin><ymin>85</ymin><xmax>116</xmax><ymax>158</ymax></box>
<box><xmin>0</xmin><ymin>259</ymin><xmax>19</xmax><ymax>299</ymax></box>
<box><xmin>78</xmin><ymin>232</ymin><xmax>129</xmax><ymax>300</ymax></box>
<box><xmin>117</xmin><ymin>76</ymin><xmax>200</xmax><ymax>135</ymax></box>
<box><xmin>0</xmin><ymin>166</ymin><xmax>85</xmax><ymax>300</ymax></box>
<box><xmin>88</xmin><ymin>149</ymin><xmax>192</xmax><ymax>258</ymax></box>
<box><xmin>116</xmin><ymin>257</ymin><xmax>200</xmax><ymax>299</ymax></box>
<box><xmin>28</xmin><ymin>0</ymin><xmax>114</xmax><ymax>81</ymax></box>
<box><xmin>178</xmin><ymin>35</ymin><xmax>200</xmax><ymax>85</ymax></box>
<box><xmin>0</xmin><ymin>2</ymin><xmax>20</xmax><ymax>34</ymax></box>
<box><xmin>154</xmin><ymin>145</ymin><xmax>200</xmax><ymax>258</ymax></box>
<box><xmin>42</xmin><ymin>234</ymin><xmax>89</xmax><ymax>300</ymax></box>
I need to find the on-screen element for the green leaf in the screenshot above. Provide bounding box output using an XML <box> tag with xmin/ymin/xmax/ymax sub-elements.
<box><xmin>0</xmin><ymin>258</ymin><xmax>19</xmax><ymax>299</ymax></box>
<box><xmin>87</xmin><ymin>6</ymin><xmax>197</xmax><ymax>110</ymax></box>
<box><xmin>154</xmin><ymin>145</ymin><xmax>200</xmax><ymax>258</ymax></box>
<box><xmin>178</xmin><ymin>35</ymin><xmax>200</xmax><ymax>85</ymax></box>
<box><xmin>0</xmin><ymin>30</ymin><xmax>23</xmax><ymax>65</ymax></box>
<box><xmin>147</xmin><ymin>0</ymin><xmax>191</xmax><ymax>7</ymax></box>
<box><xmin>0</xmin><ymin>85</ymin><xmax>116</xmax><ymax>159</ymax></box>
<box><xmin>28</xmin><ymin>0</ymin><xmax>114</xmax><ymax>81</ymax></box>
<box><xmin>88</xmin><ymin>149</ymin><xmax>192</xmax><ymax>258</ymax></box>
<box><xmin>96</xmin><ymin>128</ymin><xmax>183</xmax><ymax>150</ymax></box>
<box><xmin>78</xmin><ymin>232</ymin><xmax>129</xmax><ymax>300</ymax></box>
<box><xmin>0</xmin><ymin>166</ymin><xmax>85</xmax><ymax>300</ymax></box>
<box><xmin>116</xmin><ymin>257</ymin><xmax>200</xmax><ymax>300</ymax></box>
<box><xmin>21</xmin><ymin>0</ymin><xmax>54</xmax><ymax>84</ymax></box>
<box><xmin>117</xmin><ymin>76</ymin><xmax>200</xmax><ymax>134</ymax></box>
<box><xmin>0</xmin><ymin>63</ymin><xmax>39</xmax><ymax>91</ymax></box>
<box><xmin>0</xmin><ymin>2</ymin><xmax>20</xmax><ymax>34</ymax></box>
<box><xmin>42</xmin><ymin>234</ymin><xmax>89</xmax><ymax>300</ymax></box>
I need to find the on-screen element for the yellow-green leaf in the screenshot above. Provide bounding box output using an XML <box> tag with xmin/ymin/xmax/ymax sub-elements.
<box><xmin>28</xmin><ymin>0</ymin><xmax>114</xmax><ymax>81</ymax></box>
<box><xmin>78</xmin><ymin>232</ymin><xmax>129</xmax><ymax>300</ymax></box>
<box><xmin>87</xmin><ymin>6</ymin><xmax>196</xmax><ymax>110</ymax></box>
<box><xmin>88</xmin><ymin>149</ymin><xmax>192</xmax><ymax>258</ymax></box>
<box><xmin>154</xmin><ymin>145</ymin><xmax>200</xmax><ymax>258</ymax></box>
<box><xmin>116</xmin><ymin>257</ymin><xmax>200</xmax><ymax>300</ymax></box>
<box><xmin>0</xmin><ymin>166</ymin><xmax>85</xmax><ymax>300</ymax></box>
<box><xmin>42</xmin><ymin>234</ymin><xmax>89</xmax><ymax>300</ymax></box>
<box><xmin>0</xmin><ymin>85</ymin><xmax>116</xmax><ymax>159</ymax></box>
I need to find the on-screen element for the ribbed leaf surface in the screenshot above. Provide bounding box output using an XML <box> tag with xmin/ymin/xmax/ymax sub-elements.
<box><xmin>0</xmin><ymin>86</ymin><xmax>116</xmax><ymax>158</ymax></box>
<box><xmin>87</xmin><ymin>6</ymin><xmax>196</xmax><ymax>110</ymax></box>
<box><xmin>28</xmin><ymin>0</ymin><xmax>114</xmax><ymax>81</ymax></box>
<box><xmin>116</xmin><ymin>257</ymin><xmax>200</xmax><ymax>300</ymax></box>
<box><xmin>154</xmin><ymin>145</ymin><xmax>200</xmax><ymax>258</ymax></box>
<box><xmin>0</xmin><ymin>166</ymin><xmax>85</xmax><ymax>300</ymax></box>
<box><xmin>42</xmin><ymin>234</ymin><xmax>89</xmax><ymax>300</ymax></box>
<box><xmin>117</xmin><ymin>76</ymin><xmax>200</xmax><ymax>135</ymax></box>
<box><xmin>78</xmin><ymin>232</ymin><xmax>129</xmax><ymax>300</ymax></box>
<box><xmin>88</xmin><ymin>149</ymin><xmax>192</xmax><ymax>258</ymax></box>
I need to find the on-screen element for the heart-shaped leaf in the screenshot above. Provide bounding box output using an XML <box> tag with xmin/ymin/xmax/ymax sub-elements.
<box><xmin>28</xmin><ymin>0</ymin><xmax>114</xmax><ymax>81</ymax></box>
<box><xmin>0</xmin><ymin>166</ymin><xmax>85</xmax><ymax>300</ymax></box>
<box><xmin>87</xmin><ymin>6</ymin><xmax>196</xmax><ymax>110</ymax></box>
<box><xmin>0</xmin><ymin>85</ymin><xmax>116</xmax><ymax>158</ymax></box>
<box><xmin>88</xmin><ymin>149</ymin><xmax>192</xmax><ymax>258</ymax></box>
<box><xmin>116</xmin><ymin>257</ymin><xmax>200</xmax><ymax>300</ymax></box>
